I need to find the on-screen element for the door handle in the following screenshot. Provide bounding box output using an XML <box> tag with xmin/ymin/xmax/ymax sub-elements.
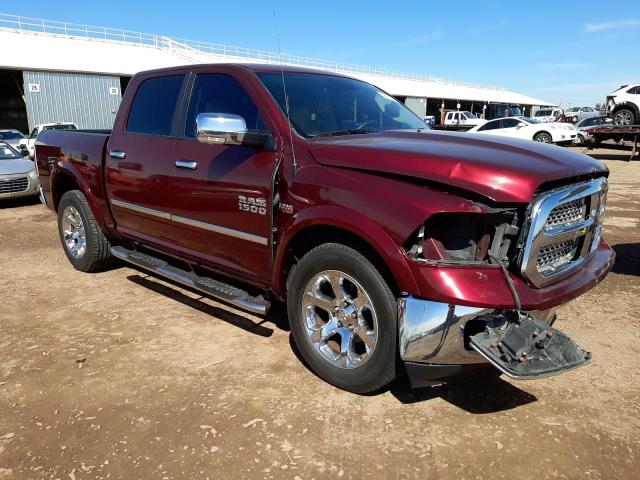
<box><xmin>109</xmin><ymin>150</ymin><xmax>127</xmax><ymax>159</ymax></box>
<box><xmin>175</xmin><ymin>160</ymin><xmax>198</xmax><ymax>170</ymax></box>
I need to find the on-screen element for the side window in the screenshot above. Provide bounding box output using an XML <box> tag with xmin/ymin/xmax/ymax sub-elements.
<box><xmin>483</xmin><ymin>120</ymin><xmax>502</xmax><ymax>130</ymax></box>
<box><xmin>629</xmin><ymin>86</ymin><xmax>640</xmax><ymax>94</ymax></box>
<box><xmin>502</xmin><ymin>118</ymin><xmax>519</xmax><ymax>128</ymax></box>
<box><xmin>185</xmin><ymin>73</ymin><xmax>267</xmax><ymax>138</ymax></box>
<box><xmin>126</xmin><ymin>75</ymin><xmax>184</xmax><ymax>136</ymax></box>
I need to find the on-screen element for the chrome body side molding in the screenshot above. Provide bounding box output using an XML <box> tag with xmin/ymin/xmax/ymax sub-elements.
<box><xmin>110</xmin><ymin>198</ymin><xmax>268</xmax><ymax>245</ymax></box>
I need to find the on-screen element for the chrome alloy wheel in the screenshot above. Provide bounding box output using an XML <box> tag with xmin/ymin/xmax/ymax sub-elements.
<box><xmin>301</xmin><ymin>270</ymin><xmax>378</xmax><ymax>369</ymax></box>
<box><xmin>61</xmin><ymin>205</ymin><xmax>87</xmax><ymax>258</ymax></box>
<box><xmin>535</xmin><ymin>133</ymin><xmax>552</xmax><ymax>143</ymax></box>
<box><xmin>614</xmin><ymin>110</ymin><xmax>632</xmax><ymax>125</ymax></box>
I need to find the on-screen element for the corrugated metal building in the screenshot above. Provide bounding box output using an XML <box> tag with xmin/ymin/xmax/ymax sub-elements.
<box><xmin>22</xmin><ymin>71</ymin><xmax>121</xmax><ymax>130</ymax></box>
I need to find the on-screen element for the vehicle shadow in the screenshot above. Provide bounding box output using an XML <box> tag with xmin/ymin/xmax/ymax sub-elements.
<box><xmin>126</xmin><ymin>274</ymin><xmax>276</xmax><ymax>337</ymax></box>
<box><xmin>389</xmin><ymin>374</ymin><xmax>537</xmax><ymax>413</ymax></box>
<box><xmin>287</xmin><ymin>335</ymin><xmax>535</xmax><ymax>412</ymax></box>
<box><xmin>0</xmin><ymin>196</ymin><xmax>40</xmax><ymax>209</ymax></box>
<box><xmin>611</xmin><ymin>243</ymin><xmax>640</xmax><ymax>276</ymax></box>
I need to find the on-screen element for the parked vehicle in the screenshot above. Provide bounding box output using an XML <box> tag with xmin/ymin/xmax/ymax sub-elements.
<box><xmin>484</xmin><ymin>103</ymin><xmax>522</xmax><ymax>120</ymax></box>
<box><xmin>36</xmin><ymin>64</ymin><xmax>613</xmax><ymax>393</ymax></box>
<box><xmin>0</xmin><ymin>129</ymin><xmax>26</xmax><ymax>150</ymax></box>
<box><xmin>562</xmin><ymin>106</ymin><xmax>599</xmax><ymax>124</ymax></box>
<box><xmin>468</xmin><ymin>116</ymin><xmax>577</xmax><ymax>144</ymax></box>
<box><xmin>606</xmin><ymin>83</ymin><xmax>640</xmax><ymax>126</ymax></box>
<box><xmin>19</xmin><ymin>122</ymin><xmax>78</xmax><ymax>158</ymax></box>
<box><xmin>0</xmin><ymin>141</ymin><xmax>39</xmax><ymax>200</ymax></box>
<box><xmin>575</xmin><ymin>116</ymin><xmax>613</xmax><ymax>145</ymax></box>
<box><xmin>533</xmin><ymin>108</ymin><xmax>563</xmax><ymax>123</ymax></box>
<box><xmin>442</xmin><ymin>110</ymin><xmax>486</xmax><ymax>130</ymax></box>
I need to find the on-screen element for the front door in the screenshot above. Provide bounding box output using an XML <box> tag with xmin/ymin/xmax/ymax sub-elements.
<box><xmin>105</xmin><ymin>74</ymin><xmax>185</xmax><ymax>244</ymax></box>
<box><xmin>170</xmin><ymin>72</ymin><xmax>276</xmax><ymax>282</ymax></box>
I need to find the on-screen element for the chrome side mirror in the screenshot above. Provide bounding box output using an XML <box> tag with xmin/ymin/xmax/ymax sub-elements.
<box><xmin>196</xmin><ymin>113</ymin><xmax>247</xmax><ymax>146</ymax></box>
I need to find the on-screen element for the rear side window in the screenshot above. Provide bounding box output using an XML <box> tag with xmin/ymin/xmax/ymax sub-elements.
<box><xmin>127</xmin><ymin>75</ymin><xmax>184</xmax><ymax>136</ymax></box>
<box><xmin>185</xmin><ymin>73</ymin><xmax>266</xmax><ymax>138</ymax></box>
<box><xmin>482</xmin><ymin>120</ymin><xmax>502</xmax><ymax>130</ymax></box>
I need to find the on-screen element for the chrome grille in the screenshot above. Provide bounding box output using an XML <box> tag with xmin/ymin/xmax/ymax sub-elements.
<box><xmin>520</xmin><ymin>178</ymin><xmax>607</xmax><ymax>287</ymax></box>
<box><xmin>536</xmin><ymin>240</ymin><xmax>578</xmax><ymax>271</ymax></box>
<box><xmin>0</xmin><ymin>176</ymin><xmax>28</xmax><ymax>194</ymax></box>
<box><xmin>545</xmin><ymin>199</ymin><xmax>585</xmax><ymax>229</ymax></box>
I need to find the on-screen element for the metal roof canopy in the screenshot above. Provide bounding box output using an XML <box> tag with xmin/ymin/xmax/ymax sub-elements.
<box><xmin>0</xmin><ymin>13</ymin><xmax>556</xmax><ymax>107</ymax></box>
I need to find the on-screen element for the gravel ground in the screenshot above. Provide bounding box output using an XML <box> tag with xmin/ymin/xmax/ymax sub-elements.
<box><xmin>0</xmin><ymin>146</ymin><xmax>639</xmax><ymax>479</ymax></box>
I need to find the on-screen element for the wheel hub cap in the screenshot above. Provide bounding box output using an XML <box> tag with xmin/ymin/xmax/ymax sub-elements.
<box><xmin>301</xmin><ymin>270</ymin><xmax>378</xmax><ymax>369</ymax></box>
<box><xmin>62</xmin><ymin>205</ymin><xmax>86</xmax><ymax>258</ymax></box>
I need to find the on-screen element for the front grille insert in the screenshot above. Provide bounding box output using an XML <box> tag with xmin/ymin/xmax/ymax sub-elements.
<box><xmin>536</xmin><ymin>240</ymin><xmax>578</xmax><ymax>271</ymax></box>
<box><xmin>0</xmin><ymin>176</ymin><xmax>28</xmax><ymax>194</ymax></box>
<box><xmin>520</xmin><ymin>177</ymin><xmax>607</xmax><ymax>288</ymax></box>
<box><xmin>545</xmin><ymin>199</ymin><xmax>586</xmax><ymax>230</ymax></box>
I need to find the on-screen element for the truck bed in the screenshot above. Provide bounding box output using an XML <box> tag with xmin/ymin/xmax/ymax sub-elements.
<box><xmin>35</xmin><ymin>129</ymin><xmax>115</xmax><ymax>228</ymax></box>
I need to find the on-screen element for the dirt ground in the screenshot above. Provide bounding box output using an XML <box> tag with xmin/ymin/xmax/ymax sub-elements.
<box><xmin>1</xmin><ymin>145</ymin><xmax>639</xmax><ymax>479</ymax></box>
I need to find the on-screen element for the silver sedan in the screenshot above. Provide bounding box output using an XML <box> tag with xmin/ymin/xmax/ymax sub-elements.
<box><xmin>0</xmin><ymin>142</ymin><xmax>39</xmax><ymax>200</ymax></box>
<box><xmin>575</xmin><ymin>116</ymin><xmax>613</xmax><ymax>145</ymax></box>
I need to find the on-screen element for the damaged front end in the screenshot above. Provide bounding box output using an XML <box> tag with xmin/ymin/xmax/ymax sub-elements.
<box><xmin>398</xmin><ymin>297</ymin><xmax>591</xmax><ymax>388</ymax></box>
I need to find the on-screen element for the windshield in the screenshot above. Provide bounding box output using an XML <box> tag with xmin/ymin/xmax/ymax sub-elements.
<box><xmin>0</xmin><ymin>131</ymin><xmax>24</xmax><ymax>140</ymax></box>
<box><xmin>566</xmin><ymin>107</ymin><xmax>580</xmax><ymax>112</ymax></box>
<box><xmin>462</xmin><ymin>111</ymin><xmax>477</xmax><ymax>119</ymax></box>
<box><xmin>43</xmin><ymin>124</ymin><xmax>77</xmax><ymax>131</ymax></box>
<box><xmin>257</xmin><ymin>72</ymin><xmax>427</xmax><ymax>137</ymax></box>
<box><xmin>0</xmin><ymin>142</ymin><xmax>21</xmax><ymax>159</ymax></box>
<box><xmin>522</xmin><ymin>117</ymin><xmax>540</xmax><ymax>124</ymax></box>
<box><xmin>535</xmin><ymin>110</ymin><xmax>552</xmax><ymax>116</ymax></box>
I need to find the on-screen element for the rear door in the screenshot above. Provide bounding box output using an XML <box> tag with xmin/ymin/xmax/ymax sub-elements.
<box><xmin>170</xmin><ymin>70</ymin><xmax>277</xmax><ymax>282</ymax></box>
<box><xmin>105</xmin><ymin>74</ymin><xmax>186</xmax><ymax>243</ymax></box>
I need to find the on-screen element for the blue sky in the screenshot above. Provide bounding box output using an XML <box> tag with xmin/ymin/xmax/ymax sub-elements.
<box><xmin>2</xmin><ymin>0</ymin><xmax>639</xmax><ymax>105</ymax></box>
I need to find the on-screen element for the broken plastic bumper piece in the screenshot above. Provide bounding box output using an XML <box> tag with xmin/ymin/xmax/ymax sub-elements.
<box><xmin>469</xmin><ymin>313</ymin><xmax>591</xmax><ymax>379</ymax></box>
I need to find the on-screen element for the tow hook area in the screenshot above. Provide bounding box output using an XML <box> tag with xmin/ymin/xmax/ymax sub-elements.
<box><xmin>469</xmin><ymin>313</ymin><xmax>592</xmax><ymax>379</ymax></box>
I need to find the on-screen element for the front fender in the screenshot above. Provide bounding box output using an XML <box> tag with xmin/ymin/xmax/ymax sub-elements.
<box><xmin>272</xmin><ymin>205</ymin><xmax>419</xmax><ymax>298</ymax></box>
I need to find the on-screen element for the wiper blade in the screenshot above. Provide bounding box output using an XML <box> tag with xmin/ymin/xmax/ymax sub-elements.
<box><xmin>312</xmin><ymin>129</ymin><xmax>378</xmax><ymax>137</ymax></box>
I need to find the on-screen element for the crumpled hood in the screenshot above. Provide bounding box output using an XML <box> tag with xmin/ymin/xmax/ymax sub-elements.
<box><xmin>0</xmin><ymin>158</ymin><xmax>35</xmax><ymax>175</ymax></box>
<box><xmin>307</xmin><ymin>130</ymin><xmax>607</xmax><ymax>203</ymax></box>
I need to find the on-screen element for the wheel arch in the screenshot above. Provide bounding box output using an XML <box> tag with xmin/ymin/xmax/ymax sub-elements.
<box><xmin>51</xmin><ymin>165</ymin><xmax>106</xmax><ymax>229</ymax></box>
<box><xmin>273</xmin><ymin>206</ymin><xmax>419</xmax><ymax>300</ymax></box>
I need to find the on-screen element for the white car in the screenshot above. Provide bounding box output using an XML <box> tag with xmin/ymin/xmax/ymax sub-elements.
<box><xmin>533</xmin><ymin>108</ymin><xmax>563</xmax><ymax>123</ymax></box>
<box><xmin>562</xmin><ymin>106</ymin><xmax>599</xmax><ymax>124</ymax></box>
<box><xmin>443</xmin><ymin>110</ymin><xmax>486</xmax><ymax>129</ymax></box>
<box><xmin>19</xmin><ymin>122</ymin><xmax>77</xmax><ymax>158</ymax></box>
<box><xmin>606</xmin><ymin>83</ymin><xmax>640</xmax><ymax>125</ymax></box>
<box><xmin>468</xmin><ymin>117</ymin><xmax>577</xmax><ymax>144</ymax></box>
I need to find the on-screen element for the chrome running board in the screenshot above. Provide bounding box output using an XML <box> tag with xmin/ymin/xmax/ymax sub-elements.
<box><xmin>110</xmin><ymin>246</ymin><xmax>270</xmax><ymax>315</ymax></box>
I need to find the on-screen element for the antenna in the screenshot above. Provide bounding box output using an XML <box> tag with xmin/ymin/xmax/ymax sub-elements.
<box><xmin>273</xmin><ymin>9</ymin><xmax>298</xmax><ymax>176</ymax></box>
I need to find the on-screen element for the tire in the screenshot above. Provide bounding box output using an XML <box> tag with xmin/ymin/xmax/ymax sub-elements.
<box><xmin>576</xmin><ymin>134</ymin><xmax>585</xmax><ymax>146</ymax></box>
<box><xmin>533</xmin><ymin>131</ymin><xmax>552</xmax><ymax>143</ymax></box>
<box><xmin>57</xmin><ymin>190</ymin><xmax>113</xmax><ymax>272</ymax></box>
<box><xmin>613</xmin><ymin>108</ymin><xmax>635</xmax><ymax>126</ymax></box>
<box><xmin>287</xmin><ymin>243</ymin><xmax>397</xmax><ymax>393</ymax></box>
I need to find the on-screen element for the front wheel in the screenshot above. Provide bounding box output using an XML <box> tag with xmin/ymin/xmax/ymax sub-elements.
<box><xmin>534</xmin><ymin>131</ymin><xmax>553</xmax><ymax>143</ymax></box>
<box><xmin>576</xmin><ymin>134</ymin><xmax>585</xmax><ymax>146</ymax></box>
<box><xmin>58</xmin><ymin>190</ymin><xmax>113</xmax><ymax>272</ymax></box>
<box><xmin>287</xmin><ymin>243</ymin><xmax>397</xmax><ymax>393</ymax></box>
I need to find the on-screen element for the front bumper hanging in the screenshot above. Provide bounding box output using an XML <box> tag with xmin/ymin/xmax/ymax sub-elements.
<box><xmin>398</xmin><ymin>296</ymin><xmax>590</xmax><ymax>386</ymax></box>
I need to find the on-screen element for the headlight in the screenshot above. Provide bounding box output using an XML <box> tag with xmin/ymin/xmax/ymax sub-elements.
<box><xmin>28</xmin><ymin>169</ymin><xmax>38</xmax><ymax>180</ymax></box>
<box><xmin>405</xmin><ymin>212</ymin><xmax>520</xmax><ymax>264</ymax></box>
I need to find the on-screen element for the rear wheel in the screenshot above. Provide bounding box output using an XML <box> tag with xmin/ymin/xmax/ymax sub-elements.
<box><xmin>613</xmin><ymin>108</ymin><xmax>635</xmax><ymax>126</ymax></box>
<box><xmin>287</xmin><ymin>243</ymin><xmax>397</xmax><ymax>393</ymax></box>
<box><xmin>58</xmin><ymin>190</ymin><xmax>113</xmax><ymax>272</ymax></box>
<box><xmin>534</xmin><ymin>131</ymin><xmax>552</xmax><ymax>143</ymax></box>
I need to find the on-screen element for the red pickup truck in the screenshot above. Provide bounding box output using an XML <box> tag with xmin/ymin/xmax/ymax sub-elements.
<box><xmin>35</xmin><ymin>64</ymin><xmax>614</xmax><ymax>393</ymax></box>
